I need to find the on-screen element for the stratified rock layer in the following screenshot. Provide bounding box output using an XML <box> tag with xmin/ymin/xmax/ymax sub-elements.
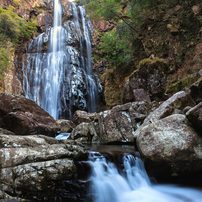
<box><xmin>0</xmin><ymin>134</ymin><xmax>86</xmax><ymax>200</ymax></box>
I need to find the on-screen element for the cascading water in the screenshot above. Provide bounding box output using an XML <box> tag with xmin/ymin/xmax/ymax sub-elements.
<box><xmin>23</xmin><ymin>0</ymin><xmax>101</xmax><ymax>119</ymax></box>
<box><xmin>88</xmin><ymin>151</ymin><xmax>202</xmax><ymax>202</ymax></box>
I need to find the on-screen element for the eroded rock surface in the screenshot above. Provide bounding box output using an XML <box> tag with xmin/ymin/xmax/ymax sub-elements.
<box><xmin>0</xmin><ymin>134</ymin><xmax>86</xmax><ymax>200</ymax></box>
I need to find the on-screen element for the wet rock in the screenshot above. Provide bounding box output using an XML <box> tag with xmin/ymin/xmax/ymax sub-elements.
<box><xmin>137</xmin><ymin>114</ymin><xmax>202</xmax><ymax>175</ymax></box>
<box><xmin>0</xmin><ymin>134</ymin><xmax>86</xmax><ymax>200</ymax></box>
<box><xmin>122</xmin><ymin>58</ymin><xmax>168</xmax><ymax>103</ymax></box>
<box><xmin>56</xmin><ymin>119</ymin><xmax>76</xmax><ymax>133</ymax></box>
<box><xmin>186</xmin><ymin>102</ymin><xmax>202</xmax><ymax>135</ymax></box>
<box><xmin>0</xmin><ymin>93</ymin><xmax>58</xmax><ymax>135</ymax></box>
<box><xmin>64</xmin><ymin>21</ymin><xmax>80</xmax><ymax>46</ymax></box>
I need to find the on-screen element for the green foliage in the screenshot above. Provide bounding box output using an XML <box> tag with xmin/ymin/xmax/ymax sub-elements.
<box><xmin>86</xmin><ymin>0</ymin><xmax>123</xmax><ymax>21</ymax></box>
<box><xmin>0</xmin><ymin>7</ymin><xmax>37</xmax><ymax>44</ymax></box>
<box><xmin>0</xmin><ymin>48</ymin><xmax>10</xmax><ymax>79</ymax></box>
<box><xmin>100</xmin><ymin>30</ymin><xmax>132</xmax><ymax>65</ymax></box>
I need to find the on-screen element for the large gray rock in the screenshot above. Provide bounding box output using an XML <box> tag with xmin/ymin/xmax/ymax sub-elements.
<box><xmin>137</xmin><ymin>114</ymin><xmax>202</xmax><ymax>175</ymax></box>
<box><xmin>70</xmin><ymin>102</ymin><xmax>150</xmax><ymax>144</ymax></box>
<box><xmin>186</xmin><ymin>102</ymin><xmax>202</xmax><ymax>135</ymax></box>
<box><xmin>143</xmin><ymin>91</ymin><xmax>195</xmax><ymax>126</ymax></box>
<box><xmin>0</xmin><ymin>134</ymin><xmax>86</xmax><ymax>200</ymax></box>
<box><xmin>0</xmin><ymin>93</ymin><xmax>59</xmax><ymax>135</ymax></box>
<box><xmin>73</xmin><ymin>110</ymin><xmax>97</xmax><ymax>125</ymax></box>
<box><xmin>70</xmin><ymin>122</ymin><xmax>99</xmax><ymax>144</ymax></box>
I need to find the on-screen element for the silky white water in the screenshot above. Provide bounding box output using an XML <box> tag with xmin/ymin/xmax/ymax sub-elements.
<box><xmin>88</xmin><ymin>152</ymin><xmax>202</xmax><ymax>202</ymax></box>
<box><xmin>23</xmin><ymin>1</ymin><xmax>100</xmax><ymax>119</ymax></box>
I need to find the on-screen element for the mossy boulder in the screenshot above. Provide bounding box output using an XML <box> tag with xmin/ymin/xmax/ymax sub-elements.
<box><xmin>122</xmin><ymin>58</ymin><xmax>168</xmax><ymax>103</ymax></box>
<box><xmin>166</xmin><ymin>77</ymin><xmax>195</xmax><ymax>94</ymax></box>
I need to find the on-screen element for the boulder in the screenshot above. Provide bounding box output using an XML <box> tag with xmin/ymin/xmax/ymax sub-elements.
<box><xmin>137</xmin><ymin>114</ymin><xmax>202</xmax><ymax>175</ymax></box>
<box><xmin>134</xmin><ymin>91</ymin><xmax>195</xmax><ymax>138</ymax></box>
<box><xmin>0</xmin><ymin>134</ymin><xmax>86</xmax><ymax>200</ymax></box>
<box><xmin>186</xmin><ymin>102</ymin><xmax>202</xmax><ymax>135</ymax></box>
<box><xmin>73</xmin><ymin>110</ymin><xmax>97</xmax><ymax>125</ymax></box>
<box><xmin>122</xmin><ymin>58</ymin><xmax>168</xmax><ymax>103</ymax></box>
<box><xmin>70</xmin><ymin>122</ymin><xmax>99</xmax><ymax>144</ymax></box>
<box><xmin>0</xmin><ymin>93</ymin><xmax>58</xmax><ymax>135</ymax></box>
<box><xmin>70</xmin><ymin>102</ymin><xmax>150</xmax><ymax>144</ymax></box>
<box><xmin>142</xmin><ymin>91</ymin><xmax>195</xmax><ymax>127</ymax></box>
<box><xmin>56</xmin><ymin>119</ymin><xmax>76</xmax><ymax>133</ymax></box>
<box><xmin>98</xmin><ymin>102</ymin><xmax>150</xmax><ymax>144</ymax></box>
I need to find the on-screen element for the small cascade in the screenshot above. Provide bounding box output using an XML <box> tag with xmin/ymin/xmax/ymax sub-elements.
<box><xmin>88</xmin><ymin>151</ymin><xmax>202</xmax><ymax>202</ymax></box>
<box><xmin>23</xmin><ymin>0</ymin><xmax>101</xmax><ymax>119</ymax></box>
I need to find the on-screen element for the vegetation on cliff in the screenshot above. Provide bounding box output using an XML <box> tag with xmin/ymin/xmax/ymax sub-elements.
<box><xmin>77</xmin><ymin>0</ymin><xmax>202</xmax><ymax>108</ymax></box>
<box><xmin>0</xmin><ymin>5</ymin><xmax>37</xmax><ymax>89</ymax></box>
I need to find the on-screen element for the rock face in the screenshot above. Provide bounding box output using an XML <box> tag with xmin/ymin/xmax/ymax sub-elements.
<box><xmin>122</xmin><ymin>58</ymin><xmax>168</xmax><ymax>103</ymax></box>
<box><xmin>73</xmin><ymin>110</ymin><xmax>97</xmax><ymax>125</ymax></box>
<box><xmin>0</xmin><ymin>93</ymin><xmax>58</xmax><ymax>135</ymax></box>
<box><xmin>56</xmin><ymin>119</ymin><xmax>76</xmax><ymax>133</ymax></box>
<box><xmin>0</xmin><ymin>134</ymin><xmax>86</xmax><ymax>200</ymax></box>
<box><xmin>141</xmin><ymin>91</ymin><xmax>195</xmax><ymax>126</ymax></box>
<box><xmin>71</xmin><ymin>102</ymin><xmax>150</xmax><ymax>144</ymax></box>
<box><xmin>186</xmin><ymin>102</ymin><xmax>202</xmax><ymax>135</ymax></box>
<box><xmin>188</xmin><ymin>78</ymin><xmax>202</xmax><ymax>104</ymax></box>
<box><xmin>137</xmin><ymin>114</ymin><xmax>202</xmax><ymax>175</ymax></box>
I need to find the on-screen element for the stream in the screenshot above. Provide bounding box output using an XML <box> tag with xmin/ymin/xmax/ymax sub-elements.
<box><xmin>85</xmin><ymin>145</ymin><xmax>202</xmax><ymax>202</ymax></box>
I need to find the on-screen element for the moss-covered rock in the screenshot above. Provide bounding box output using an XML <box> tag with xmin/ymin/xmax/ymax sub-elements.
<box><xmin>166</xmin><ymin>77</ymin><xmax>195</xmax><ymax>94</ymax></box>
<box><xmin>122</xmin><ymin>58</ymin><xmax>168</xmax><ymax>103</ymax></box>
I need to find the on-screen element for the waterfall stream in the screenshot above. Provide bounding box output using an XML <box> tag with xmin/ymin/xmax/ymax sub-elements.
<box><xmin>23</xmin><ymin>0</ymin><xmax>101</xmax><ymax>119</ymax></box>
<box><xmin>87</xmin><ymin>151</ymin><xmax>202</xmax><ymax>202</ymax></box>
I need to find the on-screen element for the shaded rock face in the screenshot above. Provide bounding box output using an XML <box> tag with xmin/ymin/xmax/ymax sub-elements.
<box><xmin>70</xmin><ymin>102</ymin><xmax>150</xmax><ymax>144</ymax></box>
<box><xmin>188</xmin><ymin>78</ymin><xmax>202</xmax><ymax>104</ymax></box>
<box><xmin>0</xmin><ymin>134</ymin><xmax>86</xmax><ymax>200</ymax></box>
<box><xmin>0</xmin><ymin>93</ymin><xmax>58</xmax><ymax>135</ymax></box>
<box><xmin>186</xmin><ymin>102</ymin><xmax>202</xmax><ymax>135</ymax></box>
<box><xmin>137</xmin><ymin>114</ymin><xmax>202</xmax><ymax>175</ymax></box>
<box><xmin>122</xmin><ymin>58</ymin><xmax>168</xmax><ymax>103</ymax></box>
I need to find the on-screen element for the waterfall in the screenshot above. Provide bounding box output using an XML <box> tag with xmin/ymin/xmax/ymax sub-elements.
<box><xmin>88</xmin><ymin>152</ymin><xmax>202</xmax><ymax>202</ymax></box>
<box><xmin>23</xmin><ymin>0</ymin><xmax>101</xmax><ymax>119</ymax></box>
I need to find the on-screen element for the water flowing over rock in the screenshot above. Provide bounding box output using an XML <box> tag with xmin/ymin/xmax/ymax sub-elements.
<box><xmin>23</xmin><ymin>0</ymin><xmax>101</xmax><ymax>119</ymax></box>
<box><xmin>88</xmin><ymin>150</ymin><xmax>202</xmax><ymax>202</ymax></box>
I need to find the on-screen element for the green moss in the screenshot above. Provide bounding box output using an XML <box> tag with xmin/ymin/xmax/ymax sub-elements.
<box><xmin>0</xmin><ymin>48</ymin><xmax>10</xmax><ymax>78</ymax></box>
<box><xmin>166</xmin><ymin>77</ymin><xmax>195</xmax><ymax>94</ymax></box>
<box><xmin>0</xmin><ymin>7</ymin><xmax>37</xmax><ymax>44</ymax></box>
